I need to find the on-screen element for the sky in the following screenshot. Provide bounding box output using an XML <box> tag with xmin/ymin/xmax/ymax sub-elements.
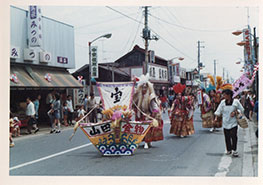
<box><xmin>15</xmin><ymin>5</ymin><xmax>259</xmax><ymax>80</ymax></box>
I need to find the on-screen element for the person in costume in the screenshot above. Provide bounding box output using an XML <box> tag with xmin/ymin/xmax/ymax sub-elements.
<box><xmin>169</xmin><ymin>83</ymin><xmax>195</xmax><ymax>138</ymax></box>
<box><xmin>214</xmin><ymin>84</ymin><xmax>244</xmax><ymax>157</ymax></box>
<box><xmin>206</xmin><ymin>75</ymin><xmax>223</xmax><ymax>132</ymax></box>
<box><xmin>133</xmin><ymin>74</ymin><xmax>164</xmax><ymax>149</ymax></box>
<box><xmin>200</xmin><ymin>86</ymin><xmax>214</xmax><ymax>130</ymax></box>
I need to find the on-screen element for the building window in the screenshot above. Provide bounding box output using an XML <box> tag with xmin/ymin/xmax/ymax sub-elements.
<box><xmin>159</xmin><ymin>69</ymin><xmax>161</xmax><ymax>79</ymax></box>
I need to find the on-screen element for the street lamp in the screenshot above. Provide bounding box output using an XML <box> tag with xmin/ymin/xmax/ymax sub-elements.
<box><xmin>169</xmin><ymin>57</ymin><xmax>184</xmax><ymax>66</ymax></box>
<box><xmin>88</xmin><ymin>33</ymin><xmax>112</xmax><ymax>95</ymax></box>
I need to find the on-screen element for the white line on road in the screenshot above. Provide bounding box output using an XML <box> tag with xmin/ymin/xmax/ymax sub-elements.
<box><xmin>214</xmin><ymin>154</ymin><xmax>232</xmax><ymax>176</ymax></box>
<box><xmin>10</xmin><ymin>143</ymin><xmax>92</xmax><ymax>171</ymax></box>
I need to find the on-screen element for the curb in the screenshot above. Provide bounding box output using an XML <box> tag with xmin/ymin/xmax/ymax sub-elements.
<box><xmin>241</xmin><ymin>119</ymin><xmax>258</xmax><ymax>176</ymax></box>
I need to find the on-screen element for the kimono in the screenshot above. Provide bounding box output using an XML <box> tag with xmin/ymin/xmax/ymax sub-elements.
<box><xmin>170</xmin><ymin>96</ymin><xmax>195</xmax><ymax>136</ymax></box>
<box><xmin>209</xmin><ymin>93</ymin><xmax>222</xmax><ymax>128</ymax></box>
<box><xmin>200</xmin><ymin>93</ymin><xmax>214</xmax><ymax>128</ymax></box>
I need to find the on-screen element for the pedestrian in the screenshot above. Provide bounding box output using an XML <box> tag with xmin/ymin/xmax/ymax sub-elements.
<box><xmin>84</xmin><ymin>94</ymin><xmax>88</xmax><ymax>112</ymax></box>
<box><xmin>12</xmin><ymin>117</ymin><xmax>21</xmax><ymax>137</ymax></box>
<box><xmin>63</xmin><ymin>101</ymin><xmax>69</xmax><ymax>126</ymax></box>
<box><xmin>200</xmin><ymin>88</ymin><xmax>214</xmax><ymax>130</ymax></box>
<box><xmin>168</xmin><ymin>92</ymin><xmax>174</xmax><ymax>108</ymax></box>
<box><xmin>33</xmin><ymin>95</ymin><xmax>41</xmax><ymax>120</ymax></box>
<box><xmin>253</xmin><ymin>100</ymin><xmax>258</xmax><ymax>138</ymax></box>
<box><xmin>207</xmin><ymin>89</ymin><xmax>223</xmax><ymax>132</ymax></box>
<box><xmin>77</xmin><ymin>105</ymin><xmax>86</xmax><ymax>121</ymax></box>
<box><xmin>26</xmin><ymin>97</ymin><xmax>39</xmax><ymax>134</ymax></box>
<box><xmin>66</xmin><ymin>95</ymin><xmax>74</xmax><ymax>125</ymax></box>
<box><xmin>244</xmin><ymin>90</ymin><xmax>254</xmax><ymax>120</ymax></box>
<box><xmin>159</xmin><ymin>93</ymin><xmax>168</xmax><ymax>113</ymax></box>
<box><xmin>9</xmin><ymin>118</ymin><xmax>15</xmax><ymax>147</ymax></box>
<box><xmin>214</xmin><ymin>86</ymin><xmax>244</xmax><ymax>157</ymax></box>
<box><xmin>51</xmin><ymin>93</ymin><xmax>61</xmax><ymax>133</ymax></box>
<box><xmin>87</xmin><ymin>92</ymin><xmax>97</xmax><ymax>123</ymax></box>
<box><xmin>133</xmin><ymin>77</ymin><xmax>163</xmax><ymax>149</ymax></box>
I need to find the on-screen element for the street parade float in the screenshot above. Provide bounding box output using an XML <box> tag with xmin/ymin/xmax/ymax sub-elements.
<box><xmin>70</xmin><ymin>81</ymin><xmax>154</xmax><ymax>156</ymax></box>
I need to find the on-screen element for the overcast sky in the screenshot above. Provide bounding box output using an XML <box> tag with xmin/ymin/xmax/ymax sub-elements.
<box><xmin>16</xmin><ymin>5</ymin><xmax>259</xmax><ymax>80</ymax></box>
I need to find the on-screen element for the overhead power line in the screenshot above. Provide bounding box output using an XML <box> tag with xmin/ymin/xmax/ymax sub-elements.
<box><xmin>149</xmin><ymin>14</ymin><xmax>243</xmax><ymax>32</ymax></box>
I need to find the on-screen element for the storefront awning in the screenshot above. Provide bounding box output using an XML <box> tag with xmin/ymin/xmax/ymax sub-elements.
<box><xmin>10</xmin><ymin>65</ymin><xmax>39</xmax><ymax>88</ymax></box>
<box><xmin>10</xmin><ymin>65</ymin><xmax>83</xmax><ymax>89</ymax></box>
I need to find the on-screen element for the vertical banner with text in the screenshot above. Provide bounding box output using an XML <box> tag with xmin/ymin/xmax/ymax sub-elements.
<box><xmin>91</xmin><ymin>46</ymin><xmax>98</xmax><ymax>78</ymax></box>
<box><xmin>28</xmin><ymin>6</ymin><xmax>43</xmax><ymax>47</ymax></box>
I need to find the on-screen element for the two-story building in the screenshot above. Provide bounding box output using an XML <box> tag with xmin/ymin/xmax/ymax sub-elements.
<box><xmin>10</xmin><ymin>6</ymin><xmax>82</xmax><ymax>124</ymax></box>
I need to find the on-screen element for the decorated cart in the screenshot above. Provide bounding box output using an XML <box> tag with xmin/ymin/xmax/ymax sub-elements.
<box><xmin>70</xmin><ymin>81</ymin><xmax>153</xmax><ymax>156</ymax></box>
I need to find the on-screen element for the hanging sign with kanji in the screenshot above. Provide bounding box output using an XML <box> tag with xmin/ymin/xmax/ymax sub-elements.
<box><xmin>28</xmin><ymin>6</ymin><xmax>43</xmax><ymax>47</ymax></box>
<box><xmin>91</xmin><ymin>46</ymin><xmax>98</xmax><ymax>78</ymax></box>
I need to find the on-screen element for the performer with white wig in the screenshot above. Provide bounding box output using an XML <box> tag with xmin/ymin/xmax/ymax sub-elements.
<box><xmin>133</xmin><ymin>74</ymin><xmax>164</xmax><ymax>149</ymax></box>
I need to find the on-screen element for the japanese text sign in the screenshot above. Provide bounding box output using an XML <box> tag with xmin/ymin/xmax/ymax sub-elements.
<box><xmin>243</xmin><ymin>28</ymin><xmax>253</xmax><ymax>63</ymax></box>
<box><xmin>28</xmin><ymin>6</ymin><xmax>43</xmax><ymax>47</ymax></box>
<box><xmin>232</xmin><ymin>74</ymin><xmax>252</xmax><ymax>98</ymax></box>
<box><xmin>97</xmin><ymin>82</ymin><xmax>135</xmax><ymax>110</ymax></box>
<box><xmin>91</xmin><ymin>46</ymin><xmax>98</xmax><ymax>78</ymax></box>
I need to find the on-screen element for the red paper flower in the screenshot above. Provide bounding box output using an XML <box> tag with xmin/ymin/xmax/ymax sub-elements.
<box><xmin>173</xmin><ymin>83</ymin><xmax>186</xmax><ymax>94</ymax></box>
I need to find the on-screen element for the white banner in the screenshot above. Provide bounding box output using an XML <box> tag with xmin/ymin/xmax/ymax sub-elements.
<box><xmin>28</xmin><ymin>6</ymin><xmax>43</xmax><ymax>47</ymax></box>
<box><xmin>197</xmin><ymin>90</ymin><xmax>203</xmax><ymax>105</ymax></box>
<box><xmin>91</xmin><ymin>46</ymin><xmax>98</xmax><ymax>78</ymax></box>
<box><xmin>97</xmin><ymin>82</ymin><xmax>135</xmax><ymax>110</ymax></box>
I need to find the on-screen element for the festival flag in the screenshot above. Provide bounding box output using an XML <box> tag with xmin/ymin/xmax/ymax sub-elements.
<box><xmin>251</xmin><ymin>63</ymin><xmax>259</xmax><ymax>81</ymax></box>
<box><xmin>232</xmin><ymin>74</ymin><xmax>252</xmax><ymax>98</ymax></box>
<box><xmin>97</xmin><ymin>82</ymin><xmax>135</xmax><ymax>110</ymax></box>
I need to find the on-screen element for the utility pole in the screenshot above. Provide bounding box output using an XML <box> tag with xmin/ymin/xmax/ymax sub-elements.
<box><xmin>214</xmin><ymin>60</ymin><xmax>216</xmax><ymax>85</ymax></box>
<box><xmin>223</xmin><ymin>67</ymin><xmax>225</xmax><ymax>81</ymax></box>
<box><xmin>197</xmin><ymin>41</ymin><xmax>205</xmax><ymax>80</ymax></box>
<box><xmin>142</xmin><ymin>6</ymin><xmax>158</xmax><ymax>75</ymax></box>
<box><xmin>144</xmin><ymin>6</ymin><xmax>149</xmax><ymax>75</ymax></box>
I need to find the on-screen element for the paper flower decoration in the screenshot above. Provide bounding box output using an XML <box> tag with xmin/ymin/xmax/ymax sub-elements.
<box><xmin>10</xmin><ymin>73</ymin><xmax>18</xmax><ymax>83</ymax></box>
<box><xmin>44</xmin><ymin>73</ymin><xmax>52</xmax><ymax>82</ymax></box>
<box><xmin>77</xmin><ymin>75</ymin><xmax>83</xmax><ymax>83</ymax></box>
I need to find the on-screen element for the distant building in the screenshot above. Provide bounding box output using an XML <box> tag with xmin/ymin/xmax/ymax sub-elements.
<box><xmin>113</xmin><ymin>45</ymin><xmax>169</xmax><ymax>95</ymax></box>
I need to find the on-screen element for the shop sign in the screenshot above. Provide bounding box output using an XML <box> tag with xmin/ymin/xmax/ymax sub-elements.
<box><xmin>24</xmin><ymin>48</ymin><xmax>37</xmax><ymax>61</ymax></box>
<box><xmin>180</xmin><ymin>67</ymin><xmax>186</xmax><ymax>79</ymax></box>
<box><xmin>73</xmin><ymin>88</ymin><xmax>85</xmax><ymax>109</ymax></box>
<box><xmin>149</xmin><ymin>50</ymin><xmax>155</xmax><ymax>63</ymax></box>
<box><xmin>173</xmin><ymin>76</ymin><xmax>180</xmax><ymax>83</ymax></box>
<box><xmin>91</xmin><ymin>46</ymin><xmax>98</xmax><ymax>78</ymax></box>
<box><xmin>57</xmin><ymin>56</ymin><xmax>68</xmax><ymax>64</ymax></box>
<box><xmin>40</xmin><ymin>52</ymin><xmax>52</xmax><ymax>63</ymax></box>
<box><xmin>10</xmin><ymin>46</ymin><xmax>20</xmax><ymax>59</ymax></box>
<box><xmin>28</xmin><ymin>6</ymin><xmax>43</xmax><ymax>47</ymax></box>
<box><xmin>186</xmin><ymin>80</ymin><xmax>192</xmax><ymax>86</ymax></box>
<box><xmin>243</xmin><ymin>28</ymin><xmax>253</xmax><ymax>63</ymax></box>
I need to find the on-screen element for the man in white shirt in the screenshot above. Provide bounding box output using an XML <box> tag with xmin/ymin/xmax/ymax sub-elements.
<box><xmin>66</xmin><ymin>95</ymin><xmax>74</xmax><ymax>125</ymax></box>
<box><xmin>26</xmin><ymin>97</ymin><xmax>39</xmax><ymax>134</ymax></box>
<box><xmin>87</xmin><ymin>92</ymin><xmax>97</xmax><ymax>123</ymax></box>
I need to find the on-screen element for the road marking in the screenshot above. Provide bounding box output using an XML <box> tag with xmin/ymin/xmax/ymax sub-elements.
<box><xmin>10</xmin><ymin>143</ymin><xmax>92</xmax><ymax>171</ymax></box>
<box><xmin>214</xmin><ymin>153</ymin><xmax>232</xmax><ymax>176</ymax></box>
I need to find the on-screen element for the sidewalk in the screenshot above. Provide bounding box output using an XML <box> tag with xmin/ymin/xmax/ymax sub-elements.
<box><xmin>12</xmin><ymin>121</ymin><xmax>76</xmax><ymax>141</ymax></box>
<box><xmin>240</xmin><ymin>118</ymin><xmax>258</xmax><ymax>176</ymax></box>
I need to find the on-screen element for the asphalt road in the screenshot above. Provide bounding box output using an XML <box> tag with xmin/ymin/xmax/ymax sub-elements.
<box><xmin>9</xmin><ymin>109</ymin><xmax>245</xmax><ymax>176</ymax></box>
